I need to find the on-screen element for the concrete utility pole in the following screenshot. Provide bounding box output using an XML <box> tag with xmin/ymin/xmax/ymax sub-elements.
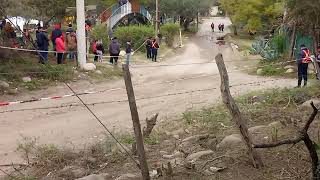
<box><xmin>155</xmin><ymin>0</ymin><xmax>160</xmax><ymax>36</ymax></box>
<box><xmin>76</xmin><ymin>0</ymin><xmax>87</xmax><ymax>68</ymax></box>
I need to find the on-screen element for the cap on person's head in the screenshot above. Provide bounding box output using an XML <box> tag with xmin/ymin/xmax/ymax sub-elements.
<box><xmin>113</xmin><ymin>37</ymin><xmax>117</xmax><ymax>40</ymax></box>
<box><xmin>300</xmin><ymin>44</ymin><xmax>306</xmax><ymax>48</ymax></box>
<box><xmin>68</xmin><ymin>23</ymin><xmax>72</xmax><ymax>27</ymax></box>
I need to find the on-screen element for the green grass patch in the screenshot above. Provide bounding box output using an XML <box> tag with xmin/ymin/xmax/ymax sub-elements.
<box><xmin>183</xmin><ymin>84</ymin><xmax>320</xmax><ymax>134</ymax></box>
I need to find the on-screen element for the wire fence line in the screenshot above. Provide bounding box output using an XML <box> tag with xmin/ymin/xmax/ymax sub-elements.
<box><xmin>0</xmin><ymin>78</ymin><xmax>283</xmax><ymax>114</ymax></box>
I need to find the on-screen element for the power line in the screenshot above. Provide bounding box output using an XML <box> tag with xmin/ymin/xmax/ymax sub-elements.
<box><xmin>64</xmin><ymin>83</ymin><xmax>141</xmax><ymax>168</ymax></box>
<box><xmin>0</xmin><ymin>78</ymin><xmax>283</xmax><ymax>113</ymax></box>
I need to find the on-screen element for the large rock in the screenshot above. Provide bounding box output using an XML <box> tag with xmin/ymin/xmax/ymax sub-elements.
<box><xmin>300</xmin><ymin>99</ymin><xmax>320</xmax><ymax>111</ymax></box>
<box><xmin>257</xmin><ymin>69</ymin><xmax>263</xmax><ymax>75</ymax></box>
<box><xmin>216</xmin><ymin>134</ymin><xmax>244</xmax><ymax>150</ymax></box>
<box><xmin>285</xmin><ymin>68</ymin><xmax>295</xmax><ymax>74</ymax></box>
<box><xmin>0</xmin><ymin>80</ymin><xmax>9</xmax><ymax>88</ymax></box>
<box><xmin>284</xmin><ymin>65</ymin><xmax>295</xmax><ymax>69</ymax></box>
<box><xmin>95</xmin><ymin>70</ymin><xmax>103</xmax><ymax>75</ymax></box>
<box><xmin>115</xmin><ymin>173</ymin><xmax>140</xmax><ymax>180</ymax></box>
<box><xmin>58</xmin><ymin>166</ymin><xmax>87</xmax><ymax>178</ymax></box>
<box><xmin>76</xmin><ymin>173</ymin><xmax>112</xmax><ymax>180</ymax></box>
<box><xmin>22</xmin><ymin>76</ymin><xmax>32</xmax><ymax>83</ymax></box>
<box><xmin>83</xmin><ymin>63</ymin><xmax>97</xmax><ymax>71</ymax></box>
<box><xmin>186</xmin><ymin>150</ymin><xmax>214</xmax><ymax>161</ymax></box>
<box><xmin>248</xmin><ymin>125</ymin><xmax>268</xmax><ymax>134</ymax></box>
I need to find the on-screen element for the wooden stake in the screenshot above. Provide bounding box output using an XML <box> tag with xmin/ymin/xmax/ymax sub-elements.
<box><xmin>215</xmin><ymin>53</ymin><xmax>263</xmax><ymax>168</ymax></box>
<box><xmin>122</xmin><ymin>64</ymin><xmax>150</xmax><ymax>180</ymax></box>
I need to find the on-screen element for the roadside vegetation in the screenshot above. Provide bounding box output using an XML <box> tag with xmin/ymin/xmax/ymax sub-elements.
<box><xmin>6</xmin><ymin>84</ymin><xmax>320</xmax><ymax>179</ymax></box>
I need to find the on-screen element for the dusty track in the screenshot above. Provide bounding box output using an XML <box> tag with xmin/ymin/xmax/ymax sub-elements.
<box><xmin>0</xmin><ymin>17</ymin><xmax>295</xmax><ymax>167</ymax></box>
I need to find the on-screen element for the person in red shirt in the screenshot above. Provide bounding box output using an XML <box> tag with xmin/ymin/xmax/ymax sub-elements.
<box><xmin>55</xmin><ymin>34</ymin><xmax>65</xmax><ymax>64</ymax></box>
<box><xmin>151</xmin><ymin>38</ymin><xmax>159</xmax><ymax>62</ymax></box>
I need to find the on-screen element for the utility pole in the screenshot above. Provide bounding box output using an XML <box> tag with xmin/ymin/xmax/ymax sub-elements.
<box><xmin>155</xmin><ymin>0</ymin><xmax>160</xmax><ymax>36</ymax></box>
<box><xmin>76</xmin><ymin>0</ymin><xmax>87</xmax><ymax>68</ymax></box>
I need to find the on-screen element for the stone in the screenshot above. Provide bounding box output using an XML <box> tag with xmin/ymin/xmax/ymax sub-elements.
<box><xmin>95</xmin><ymin>70</ymin><xmax>103</xmax><ymax>75</ymax></box>
<box><xmin>209</xmin><ymin>166</ymin><xmax>226</xmax><ymax>173</ymax></box>
<box><xmin>119</xmin><ymin>50</ymin><xmax>126</xmax><ymax>56</ymax></box>
<box><xmin>75</xmin><ymin>173</ymin><xmax>112</xmax><ymax>180</ymax></box>
<box><xmin>257</xmin><ymin>69</ymin><xmax>263</xmax><ymax>75</ymax></box>
<box><xmin>173</xmin><ymin>134</ymin><xmax>180</xmax><ymax>140</ymax></box>
<box><xmin>0</xmin><ymin>80</ymin><xmax>9</xmax><ymax>88</ymax></box>
<box><xmin>22</xmin><ymin>77</ymin><xmax>32</xmax><ymax>83</ymax></box>
<box><xmin>115</xmin><ymin>173</ymin><xmax>140</xmax><ymax>180</ymax></box>
<box><xmin>162</xmin><ymin>151</ymin><xmax>184</xmax><ymax>159</ymax></box>
<box><xmin>8</xmin><ymin>88</ymin><xmax>18</xmax><ymax>95</ymax></box>
<box><xmin>284</xmin><ymin>65</ymin><xmax>295</xmax><ymax>69</ymax></box>
<box><xmin>216</xmin><ymin>134</ymin><xmax>243</xmax><ymax>150</ymax></box>
<box><xmin>248</xmin><ymin>125</ymin><xmax>268</xmax><ymax>134</ymax></box>
<box><xmin>186</xmin><ymin>150</ymin><xmax>214</xmax><ymax>161</ymax></box>
<box><xmin>300</xmin><ymin>99</ymin><xmax>320</xmax><ymax>111</ymax></box>
<box><xmin>58</xmin><ymin>166</ymin><xmax>87</xmax><ymax>178</ymax></box>
<box><xmin>285</xmin><ymin>68</ymin><xmax>295</xmax><ymax>74</ymax></box>
<box><xmin>83</xmin><ymin>63</ymin><xmax>97</xmax><ymax>71</ymax></box>
<box><xmin>268</xmin><ymin>121</ymin><xmax>282</xmax><ymax>128</ymax></box>
<box><xmin>182</xmin><ymin>134</ymin><xmax>210</xmax><ymax>143</ymax></box>
<box><xmin>159</xmin><ymin>150</ymin><xmax>168</xmax><ymax>155</ymax></box>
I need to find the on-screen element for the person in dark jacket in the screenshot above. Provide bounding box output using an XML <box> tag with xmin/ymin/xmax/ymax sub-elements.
<box><xmin>125</xmin><ymin>40</ymin><xmax>132</xmax><ymax>65</ymax></box>
<box><xmin>146</xmin><ymin>37</ymin><xmax>152</xmax><ymax>59</ymax></box>
<box><xmin>109</xmin><ymin>37</ymin><xmax>120</xmax><ymax>65</ymax></box>
<box><xmin>51</xmin><ymin>23</ymin><xmax>62</xmax><ymax>53</ymax></box>
<box><xmin>296</xmin><ymin>44</ymin><xmax>312</xmax><ymax>88</ymax></box>
<box><xmin>36</xmin><ymin>26</ymin><xmax>49</xmax><ymax>64</ymax></box>
<box><xmin>151</xmin><ymin>38</ymin><xmax>159</xmax><ymax>62</ymax></box>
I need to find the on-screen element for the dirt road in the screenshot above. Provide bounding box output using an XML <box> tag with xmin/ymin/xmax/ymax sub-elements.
<box><xmin>0</xmin><ymin>17</ymin><xmax>295</xmax><ymax>167</ymax></box>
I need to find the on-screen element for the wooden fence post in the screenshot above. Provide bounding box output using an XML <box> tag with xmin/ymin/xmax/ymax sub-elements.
<box><xmin>122</xmin><ymin>64</ymin><xmax>150</xmax><ymax>180</ymax></box>
<box><xmin>215</xmin><ymin>53</ymin><xmax>264</xmax><ymax>168</ymax></box>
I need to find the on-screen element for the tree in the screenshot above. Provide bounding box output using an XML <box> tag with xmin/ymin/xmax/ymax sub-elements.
<box><xmin>284</xmin><ymin>0</ymin><xmax>320</xmax><ymax>52</ymax></box>
<box><xmin>219</xmin><ymin>0</ymin><xmax>285</xmax><ymax>34</ymax></box>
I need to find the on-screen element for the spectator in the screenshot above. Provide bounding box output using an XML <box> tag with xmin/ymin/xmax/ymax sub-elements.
<box><xmin>66</xmin><ymin>31</ymin><xmax>77</xmax><ymax>60</ymax></box>
<box><xmin>55</xmin><ymin>34</ymin><xmax>65</xmax><ymax>64</ymax></box>
<box><xmin>0</xmin><ymin>19</ymin><xmax>6</xmax><ymax>30</ymax></box>
<box><xmin>92</xmin><ymin>40</ymin><xmax>98</xmax><ymax>62</ymax></box>
<box><xmin>151</xmin><ymin>38</ymin><xmax>159</xmax><ymax>62</ymax></box>
<box><xmin>36</xmin><ymin>26</ymin><xmax>49</xmax><ymax>64</ymax></box>
<box><xmin>51</xmin><ymin>23</ymin><xmax>63</xmax><ymax>54</ymax></box>
<box><xmin>109</xmin><ymin>37</ymin><xmax>120</xmax><ymax>65</ymax></box>
<box><xmin>66</xmin><ymin>23</ymin><xmax>74</xmax><ymax>33</ymax></box>
<box><xmin>125</xmin><ymin>39</ymin><xmax>132</xmax><ymax>65</ymax></box>
<box><xmin>296</xmin><ymin>44</ymin><xmax>311</xmax><ymax>87</ymax></box>
<box><xmin>96</xmin><ymin>40</ymin><xmax>105</xmax><ymax>62</ymax></box>
<box><xmin>146</xmin><ymin>37</ymin><xmax>152</xmax><ymax>59</ymax></box>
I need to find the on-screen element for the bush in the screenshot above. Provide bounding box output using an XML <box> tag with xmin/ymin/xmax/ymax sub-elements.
<box><xmin>114</xmin><ymin>25</ymin><xmax>155</xmax><ymax>52</ymax></box>
<box><xmin>90</xmin><ymin>23</ymin><xmax>110</xmax><ymax>52</ymax></box>
<box><xmin>160</xmin><ymin>23</ymin><xmax>180</xmax><ymax>46</ymax></box>
<box><xmin>271</xmin><ymin>32</ymin><xmax>287</xmax><ymax>54</ymax></box>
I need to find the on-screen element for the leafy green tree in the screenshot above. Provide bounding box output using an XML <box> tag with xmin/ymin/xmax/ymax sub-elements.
<box><xmin>219</xmin><ymin>0</ymin><xmax>284</xmax><ymax>34</ymax></box>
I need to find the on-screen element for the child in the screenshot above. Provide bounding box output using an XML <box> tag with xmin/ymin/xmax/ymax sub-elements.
<box><xmin>92</xmin><ymin>40</ymin><xmax>98</xmax><ymax>62</ymax></box>
<box><xmin>55</xmin><ymin>34</ymin><xmax>65</xmax><ymax>64</ymax></box>
<box><xmin>151</xmin><ymin>38</ymin><xmax>159</xmax><ymax>62</ymax></box>
<box><xmin>96</xmin><ymin>40</ymin><xmax>105</xmax><ymax>62</ymax></box>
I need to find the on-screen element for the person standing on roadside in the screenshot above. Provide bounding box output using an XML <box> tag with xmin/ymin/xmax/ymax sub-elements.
<box><xmin>211</xmin><ymin>22</ymin><xmax>215</xmax><ymax>32</ymax></box>
<box><xmin>296</xmin><ymin>44</ymin><xmax>311</xmax><ymax>88</ymax></box>
<box><xmin>146</xmin><ymin>37</ymin><xmax>152</xmax><ymax>59</ymax></box>
<box><xmin>151</xmin><ymin>38</ymin><xmax>159</xmax><ymax>62</ymax></box>
<box><xmin>36</xmin><ymin>26</ymin><xmax>49</xmax><ymax>64</ymax></box>
<box><xmin>51</xmin><ymin>23</ymin><xmax>62</xmax><ymax>55</ymax></box>
<box><xmin>125</xmin><ymin>39</ymin><xmax>132</xmax><ymax>65</ymax></box>
<box><xmin>66</xmin><ymin>31</ymin><xmax>77</xmax><ymax>60</ymax></box>
<box><xmin>66</xmin><ymin>23</ymin><xmax>74</xmax><ymax>33</ymax></box>
<box><xmin>96</xmin><ymin>40</ymin><xmax>105</xmax><ymax>62</ymax></box>
<box><xmin>109</xmin><ymin>37</ymin><xmax>120</xmax><ymax>65</ymax></box>
<box><xmin>222</xmin><ymin>23</ymin><xmax>225</xmax><ymax>32</ymax></box>
<box><xmin>55</xmin><ymin>34</ymin><xmax>65</xmax><ymax>64</ymax></box>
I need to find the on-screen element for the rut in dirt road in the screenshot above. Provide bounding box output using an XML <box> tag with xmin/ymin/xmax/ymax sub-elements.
<box><xmin>0</xmin><ymin>17</ymin><xmax>295</xmax><ymax>166</ymax></box>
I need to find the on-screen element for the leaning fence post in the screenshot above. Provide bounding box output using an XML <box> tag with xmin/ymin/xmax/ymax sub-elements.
<box><xmin>215</xmin><ymin>53</ymin><xmax>264</xmax><ymax>168</ymax></box>
<box><xmin>122</xmin><ymin>64</ymin><xmax>150</xmax><ymax>180</ymax></box>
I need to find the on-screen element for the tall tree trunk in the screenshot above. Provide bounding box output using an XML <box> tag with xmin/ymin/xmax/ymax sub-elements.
<box><xmin>289</xmin><ymin>24</ymin><xmax>297</xmax><ymax>60</ymax></box>
<box><xmin>312</xmin><ymin>24</ymin><xmax>319</xmax><ymax>54</ymax></box>
<box><xmin>233</xmin><ymin>25</ymin><xmax>238</xmax><ymax>36</ymax></box>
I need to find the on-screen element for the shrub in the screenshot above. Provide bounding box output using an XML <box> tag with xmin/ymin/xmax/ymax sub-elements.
<box><xmin>114</xmin><ymin>25</ymin><xmax>155</xmax><ymax>52</ymax></box>
<box><xmin>160</xmin><ymin>23</ymin><xmax>180</xmax><ymax>46</ymax></box>
<box><xmin>90</xmin><ymin>23</ymin><xmax>110</xmax><ymax>52</ymax></box>
<box><xmin>271</xmin><ymin>32</ymin><xmax>287</xmax><ymax>54</ymax></box>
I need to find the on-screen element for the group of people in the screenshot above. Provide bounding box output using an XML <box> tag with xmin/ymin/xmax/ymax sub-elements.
<box><xmin>210</xmin><ymin>22</ymin><xmax>225</xmax><ymax>32</ymax></box>
<box><xmin>36</xmin><ymin>23</ymin><xmax>77</xmax><ymax>64</ymax></box>
<box><xmin>145</xmin><ymin>37</ymin><xmax>160</xmax><ymax>62</ymax></box>
<box><xmin>0</xmin><ymin>20</ymin><xmax>18</xmax><ymax>48</ymax></box>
